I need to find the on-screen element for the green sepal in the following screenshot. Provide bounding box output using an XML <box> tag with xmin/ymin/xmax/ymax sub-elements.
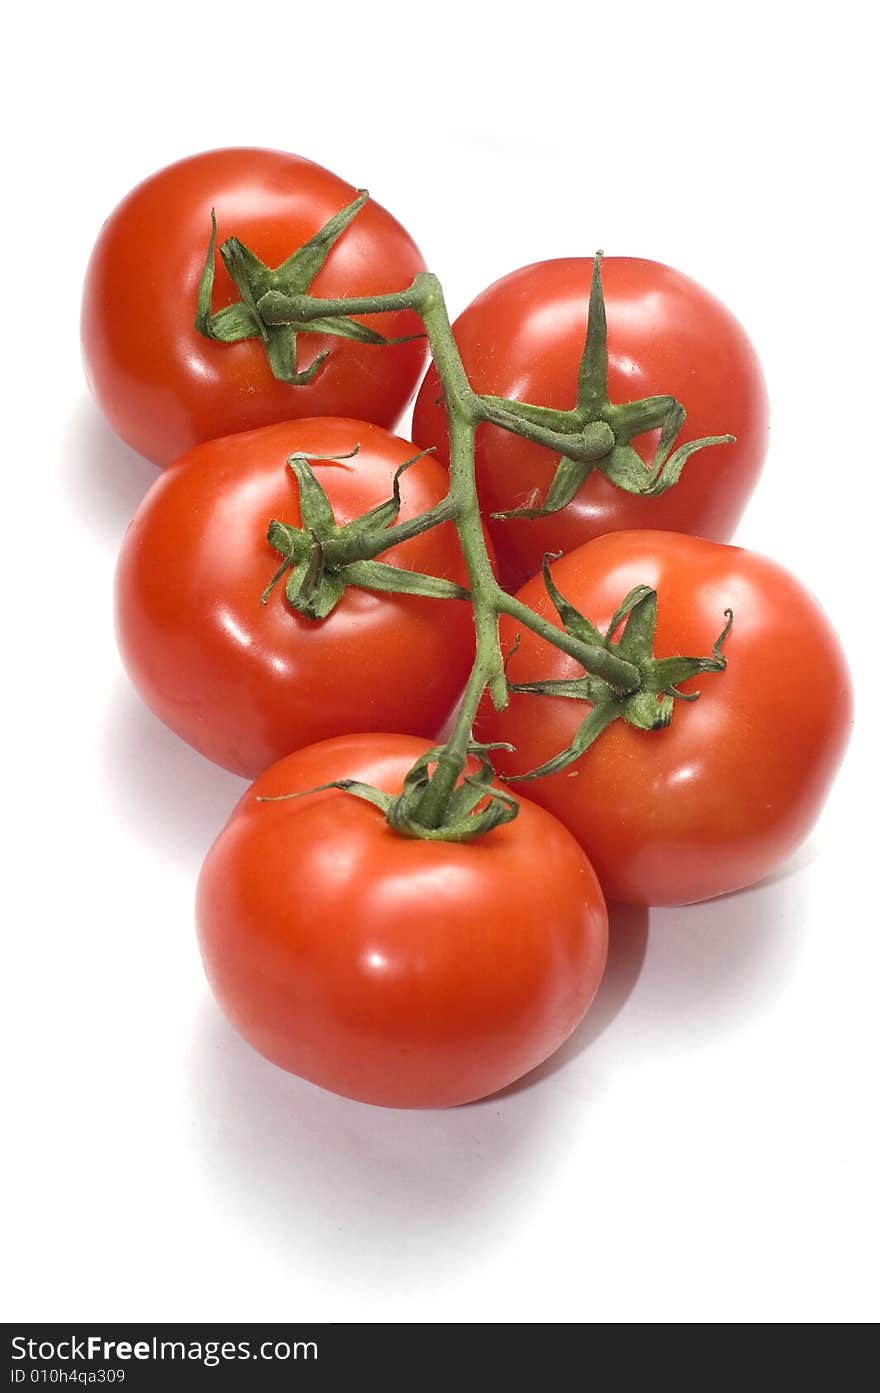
<box><xmin>282</xmin><ymin>555</ymin><xmax>314</xmax><ymax>602</ymax></box>
<box><xmin>286</xmin><ymin>556</ymin><xmax>345</xmax><ymax>621</ymax></box>
<box><xmin>491</xmin><ymin>455</ymin><xmax>592</xmax><ymax>520</ymax></box>
<box><xmin>507</xmin><ymin>565</ymin><xmax>734</xmax><ymax>782</ymax></box>
<box><xmin>479</xmin><ymin>395</ymin><xmax>575</xmax><ymax>432</ymax></box>
<box><xmin>194</xmin><ymin>189</ymin><xmax>408</xmax><ymax>386</ymax></box>
<box><xmin>256</xmin><ymin>779</ymin><xmax>393</xmax><ymax>817</ymax></box>
<box><xmin>600</xmin><ymin>444</ymin><xmax>660</xmax><ymax>492</ymax></box>
<box><xmin>257</xmin><ymin>746</ymin><xmax>520</xmax><ymax>843</ymax></box>
<box><xmin>620</xmin><ymin>688</ymin><xmax>674</xmax><ymax>732</ymax></box>
<box><xmin>266</xmin><ymin>518</ymin><xmax>306</xmax><ymax>560</ymax></box>
<box><xmin>220</xmin><ymin>237</ymin><xmax>273</xmax><ymax>327</ymax></box>
<box><xmin>289</xmin><ymin>456</ymin><xmax>338</xmax><ymax>534</ymax></box>
<box><xmin>643</xmin><ymin>608</ymin><xmax>734</xmax><ymax>692</ymax></box>
<box><xmin>260</xmin><ymin>520</ymin><xmax>309</xmax><ymax>605</ymax></box>
<box><xmin>273</xmin><ymin>189</ymin><xmax>369</xmax><ymax>286</ymax></box>
<box><xmin>610</xmin><ymin>586</ymin><xmax>658</xmax><ymax>652</ymax></box>
<box><xmin>494</xmin><ymin>425</ymin><xmax>735</xmax><ymax>524</ymax></box>
<box><xmin>608</xmin><ymin>395</ymin><xmax>681</xmax><ymax>441</ymax></box>
<box><xmin>266</xmin><ymin>332</ymin><xmax>328</xmax><ymax>386</ymax></box>
<box><xmin>295</xmin><ymin>314</ymin><xmax>412</xmax><ymax>346</ymax></box>
<box><xmin>343</xmin><ymin>560</ymin><xmax>469</xmax><ymax>602</ymax></box>
<box><xmin>260</xmin><ymin>447</ymin><xmax>468</xmax><ymax>618</ymax></box>
<box><xmin>507</xmin><ymin>674</ymin><xmax>605</xmax><ymax>703</ymax></box>
<box><xmin>505</xmin><ymin>698</ymin><xmax>623</xmax><ymax>782</ymax></box>
<box><xmin>638</xmin><ymin>433</ymin><xmax>736</xmax><ymax>497</ymax></box>
<box><xmin>577</xmin><ymin>251</ymin><xmax>609</xmax><ymax>413</ymax></box>
<box><xmin>334</xmin><ymin>452</ymin><xmax>430</xmax><ymax>540</ymax></box>
<box><xmin>194</xmin><ymin>209</ymin><xmax>220</xmax><ymax>337</ymax></box>
<box><xmin>387</xmin><ymin>743</ymin><xmax>519</xmax><ymax>841</ymax></box>
<box><xmin>205</xmin><ymin>301</ymin><xmax>261</xmax><ymax>343</ymax></box>
<box><xmin>541</xmin><ymin>554</ymin><xmax>607</xmax><ymax>648</ymax></box>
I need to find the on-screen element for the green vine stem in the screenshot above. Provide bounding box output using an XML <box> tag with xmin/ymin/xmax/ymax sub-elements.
<box><xmin>222</xmin><ymin>213</ymin><xmax>733</xmax><ymax>838</ymax></box>
<box><xmin>258</xmin><ymin>270</ymin><xmax>643</xmax><ymax>830</ymax></box>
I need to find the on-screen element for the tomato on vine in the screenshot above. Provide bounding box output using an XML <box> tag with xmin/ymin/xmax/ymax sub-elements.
<box><xmin>116</xmin><ymin>418</ymin><xmax>476</xmax><ymax>778</ymax></box>
<box><xmin>197</xmin><ymin>734</ymin><xmax>609</xmax><ymax>1108</ymax></box>
<box><xmin>478</xmin><ymin>531</ymin><xmax>852</xmax><ymax>906</ymax></box>
<box><xmin>82</xmin><ymin>148</ymin><xmax>427</xmax><ymax>465</ymax></box>
<box><xmin>413</xmin><ymin>257</ymin><xmax>769</xmax><ymax>587</ymax></box>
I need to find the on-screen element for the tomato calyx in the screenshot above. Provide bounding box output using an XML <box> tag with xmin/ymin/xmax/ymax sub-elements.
<box><xmin>486</xmin><ymin>254</ymin><xmax>735</xmax><ymax>521</ymax></box>
<box><xmin>258</xmin><ymin>742</ymin><xmax>520</xmax><ymax>842</ymax></box>
<box><xmin>194</xmin><ymin>192</ymin><xmax>422</xmax><ymax>385</ymax></box>
<box><xmin>504</xmin><ymin>555</ymin><xmax>734</xmax><ymax>781</ymax></box>
<box><xmin>260</xmin><ymin>448</ymin><xmax>468</xmax><ymax>620</ymax></box>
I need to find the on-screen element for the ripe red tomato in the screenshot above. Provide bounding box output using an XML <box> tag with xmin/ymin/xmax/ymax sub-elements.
<box><xmin>116</xmin><ymin>418</ymin><xmax>475</xmax><ymax>778</ymax></box>
<box><xmin>478</xmin><ymin>532</ymin><xmax>852</xmax><ymax>906</ymax></box>
<box><xmin>196</xmin><ymin>734</ymin><xmax>609</xmax><ymax>1108</ymax></box>
<box><xmin>412</xmin><ymin>258</ymin><xmax>769</xmax><ymax>587</ymax></box>
<box><xmin>82</xmin><ymin>148</ymin><xmax>427</xmax><ymax>466</ymax></box>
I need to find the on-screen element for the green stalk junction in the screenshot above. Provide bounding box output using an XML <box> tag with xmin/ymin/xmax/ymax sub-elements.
<box><xmin>196</xmin><ymin>193</ymin><xmax>734</xmax><ymax>842</ymax></box>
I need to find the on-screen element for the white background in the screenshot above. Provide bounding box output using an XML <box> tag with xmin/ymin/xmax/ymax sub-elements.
<box><xmin>4</xmin><ymin>0</ymin><xmax>878</xmax><ymax>1324</ymax></box>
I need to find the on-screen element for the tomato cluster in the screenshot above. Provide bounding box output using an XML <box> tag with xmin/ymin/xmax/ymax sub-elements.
<box><xmin>85</xmin><ymin>148</ymin><xmax>852</xmax><ymax>1110</ymax></box>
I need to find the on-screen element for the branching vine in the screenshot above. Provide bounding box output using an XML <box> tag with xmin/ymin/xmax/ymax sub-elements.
<box><xmin>196</xmin><ymin>198</ymin><xmax>735</xmax><ymax>840</ymax></box>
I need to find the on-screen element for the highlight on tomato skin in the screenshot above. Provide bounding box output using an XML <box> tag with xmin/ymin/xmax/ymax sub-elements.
<box><xmin>81</xmin><ymin>147</ymin><xmax>428</xmax><ymax>467</ymax></box>
<box><xmin>114</xmin><ymin>418</ymin><xmax>478</xmax><ymax>780</ymax></box>
<box><xmin>477</xmin><ymin>530</ymin><xmax>853</xmax><ymax>908</ymax></box>
<box><xmin>412</xmin><ymin>256</ymin><xmax>769</xmax><ymax>589</ymax></box>
<box><xmin>195</xmin><ymin>734</ymin><xmax>610</xmax><ymax>1109</ymax></box>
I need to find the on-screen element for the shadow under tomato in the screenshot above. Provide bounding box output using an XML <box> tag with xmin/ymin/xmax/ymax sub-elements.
<box><xmin>491</xmin><ymin>844</ymin><xmax>812</xmax><ymax>1098</ymax></box>
<box><xmin>101</xmin><ymin>678</ymin><xmax>246</xmax><ymax>869</ymax></box>
<box><xmin>633</xmin><ymin>864</ymin><xmax>812</xmax><ymax>1043</ymax></box>
<box><xmin>187</xmin><ymin>998</ymin><xmax>604</xmax><ymax>1294</ymax></box>
<box><xmin>61</xmin><ymin>396</ymin><xmax>158</xmax><ymax>546</ymax></box>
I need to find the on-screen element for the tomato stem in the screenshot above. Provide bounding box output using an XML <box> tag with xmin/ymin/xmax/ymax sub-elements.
<box><xmin>281</xmin><ymin>268</ymin><xmax>646</xmax><ymax>824</ymax></box>
<box><xmin>258</xmin><ymin>219</ymin><xmax>732</xmax><ymax>836</ymax></box>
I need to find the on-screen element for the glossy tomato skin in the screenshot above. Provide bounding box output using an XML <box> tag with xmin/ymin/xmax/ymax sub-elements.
<box><xmin>82</xmin><ymin>148</ymin><xmax>427</xmax><ymax>466</ymax></box>
<box><xmin>413</xmin><ymin>258</ymin><xmax>769</xmax><ymax>588</ymax></box>
<box><xmin>116</xmin><ymin>419</ymin><xmax>475</xmax><ymax>779</ymax></box>
<box><xmin>478</xmin><ymin>532</ymin><xmax>852</xmax><ymax>906</ymax></box>
<box><xmin>196</xmin><ymin>734</ymin><xmax>609</xmax><ymax>1108</ymax></box>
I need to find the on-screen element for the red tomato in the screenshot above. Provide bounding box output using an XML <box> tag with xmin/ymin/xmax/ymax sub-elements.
<box><xmin>82</xmin><ymin>148</ymin><xmax>427</xmax><ymax>466</ymax></box>
<box><xmin>412</xmin><ymin>258</ymin><xmax>769</xmax><ymax>587</ymax></box>
<box><xmin>196</xmin><ymin>734</ymin><xmax>609</xmax><ymax>1108</ymax></box>
<box><xmin>478</xmin><ymin>532</ymin><xmax>852</xmax><ymax>906</ymax></box>
<box><xmin>116</xmin><ymin>419</ymin><xmax>475</xmax><ymax>778</ymax></box>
